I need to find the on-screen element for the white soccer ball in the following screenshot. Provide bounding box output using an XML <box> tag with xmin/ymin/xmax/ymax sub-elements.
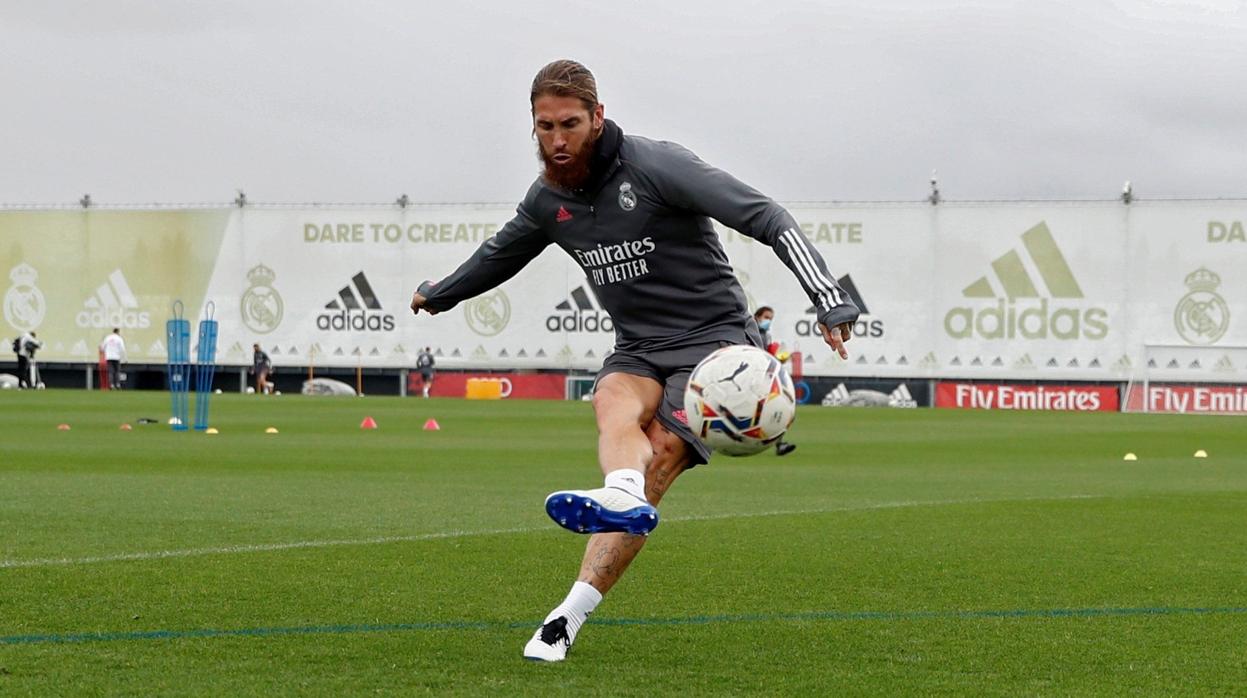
<box><xmin>245</xmin><ymin>387</ymin><xmax>256</xmax><ymax>394</ymax></box>
<box><xmin>684</xmin><ymin>344</ymin><xmax>796</xmax><ymax>456</ymax></box>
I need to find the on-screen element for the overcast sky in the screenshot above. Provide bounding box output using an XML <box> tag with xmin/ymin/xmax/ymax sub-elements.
<box><xmin>3</xmin><ymin>0</ymin><xmax>1244</xmax><ymax>205</ymax></box>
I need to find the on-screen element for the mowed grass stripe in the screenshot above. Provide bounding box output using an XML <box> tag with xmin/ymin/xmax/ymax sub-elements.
<box><xmin>6</xmin><ymin>605</ymin><xmax>1246</xmax><ymax>647</ymax></box>
<box><xmin>0</xmin><ymin>494</ymin><xmax>1103</xmax><ymax>569</ymax></box>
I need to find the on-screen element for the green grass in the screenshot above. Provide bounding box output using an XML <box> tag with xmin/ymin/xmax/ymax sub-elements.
<box><xmin>1</xmin><ymin>390</ymin><xmax>1245</xmax><ymax>695</ymax></box>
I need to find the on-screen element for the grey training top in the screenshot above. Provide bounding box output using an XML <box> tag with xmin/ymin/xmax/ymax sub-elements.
<box><xmin>419</xmin><ymin>121</ymin><xmax>859</xmax><ymax>353</ymax></box>
<box><xmin>416</xmin><ymin>351</ymin><xmax>435</xmax><ymax>371</ymax></box>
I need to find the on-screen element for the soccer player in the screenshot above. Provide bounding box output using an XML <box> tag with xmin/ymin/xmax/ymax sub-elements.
<box><xmin>252</xmin><ymin>343</ymin><xmax>273</xmax><ymax>395</ymax></box>
<box><xmin>409</xmin><ymin>60</ymin><xmax>859</xmax><ymax>662</ymax></box>
<box><xmin>15</xmin><ymin>330</ymin><xmax>41</xmax><ymax>389</ymax></box>
<box><xmin>415</xmin><ymin>346</ymin><xmax>435</xmax><ymax>398</ymax></box>
<box><xmin>100</xmin><ymin>328</ymin><xmax>126</xmax><ymax>390</ymax></box>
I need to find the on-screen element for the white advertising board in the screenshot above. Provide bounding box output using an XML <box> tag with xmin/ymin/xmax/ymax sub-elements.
<box><xmin>3</xmin><ymin>201</ymin><xmax>1245</xmax><ymax>380</ymax></box>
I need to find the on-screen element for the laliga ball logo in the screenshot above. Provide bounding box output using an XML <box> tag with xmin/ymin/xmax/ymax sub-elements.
<box><xmin>683</xmin><ymin>344</ymin><xmax>796</xmax><ymax>456</ymax></box>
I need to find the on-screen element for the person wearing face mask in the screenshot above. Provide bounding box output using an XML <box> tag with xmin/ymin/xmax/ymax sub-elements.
<box><xmin>754</xmin><ymin>305</ymin><xmax>797</xmax><ymax>456</ymax></box>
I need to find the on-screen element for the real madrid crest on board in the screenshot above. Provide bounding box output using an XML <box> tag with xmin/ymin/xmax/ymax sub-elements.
<box><xmin>618</xmin><ymin>181</ymin><xmax>637</xmax><ymax>211</ymax></box>
<box><xmin>4</xmin><ymin>263</ymin><xmax>46</xmax><ymax>332</ymax></box>
<box><xmin>1174</xmin><ymin>267</ymin><xmax>1229</xmax><ymax>345</ymax></box>
<box><xmin>463</xmin><ymin>288</ymin><xmax>511</xmax><ymax>337</ymax></box>
<box><xmin>241</xmin><ymin>263</ymin><xmax>284</xmax><ymax>334</ymax></box>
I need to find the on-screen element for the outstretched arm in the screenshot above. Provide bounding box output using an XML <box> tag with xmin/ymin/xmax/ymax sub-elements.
<box><xmin>640</xmin><ymin>142</ymin><xmax>859</xmax><ymax>356</ymax></box>
<box><xmin>411</xmin><ymin>188</ymin><xmax>550</xmax><ymax>315</ymax></box>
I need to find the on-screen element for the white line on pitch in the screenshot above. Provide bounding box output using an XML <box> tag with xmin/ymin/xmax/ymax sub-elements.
<box><xmin>0</xmin><ymin>494</ymin><xmax>1102</xmax><ymax>570</ymax></box>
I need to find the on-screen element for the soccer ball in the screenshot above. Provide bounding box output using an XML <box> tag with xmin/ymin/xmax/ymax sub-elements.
<box><xmin>683</xmin><ymin>344</ymin><xmax>796</xmax><ymax>456</ymax></box>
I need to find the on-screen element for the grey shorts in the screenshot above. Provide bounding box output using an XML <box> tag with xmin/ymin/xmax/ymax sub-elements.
<box><xmin>596</xmin><ymin>327</ymin><xmax>763</xmax><ymax>466</ymax></box>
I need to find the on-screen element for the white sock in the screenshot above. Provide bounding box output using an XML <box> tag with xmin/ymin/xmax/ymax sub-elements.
<box><xmin>604</xmin><ymin>468</ymin><xmax>647</xmax><ymax>501</ymax></box>
<box><xmin>544</xmin><ymin>581</ymin><xmax>603</xmax><ymax>641</ymax></box>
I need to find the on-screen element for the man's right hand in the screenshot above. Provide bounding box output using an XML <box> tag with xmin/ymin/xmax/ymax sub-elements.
<box><xmin>410</xmin><ymin>290</ymin><xmax>438</xmax><ymax>316</ymax></box>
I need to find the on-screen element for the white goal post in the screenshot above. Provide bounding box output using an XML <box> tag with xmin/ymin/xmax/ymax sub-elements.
<box><xmin>1124</xmin><ymin>343</ymin><xmax>1247</xmax><ymax>414</ymax></box>
<box><xmin>565</xmin><ymin>375</ymin><xmax>596</xmax><ymax>401</ymax></box>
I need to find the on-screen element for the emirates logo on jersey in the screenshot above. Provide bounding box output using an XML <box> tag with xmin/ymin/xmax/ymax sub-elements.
<box><xmin>570</xmin><ymin>237</ymin><xmax>656</xmax><ymax>286</ymax></box>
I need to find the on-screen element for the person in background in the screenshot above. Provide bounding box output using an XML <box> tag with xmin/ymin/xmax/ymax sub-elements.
<box><xmin>415</xmin><ymin>346</ymin><xmax>435</xmax><ymax>398</ymax></box>
<box><xmin>100</xmin><ymin>328</ymin><xmax>126</xmax><ymax>390</ymax></box>
<box><xmin>754</xmin><ymin>306</ymin><xmax>797</xmax><ymax>456</ymax></box>
<box><xmin>252</xmin><ymin>343</ymin><xmax>273</xmax><ymax>395</ymax></box>
<box><xmin>16</xmin><ymin>330</ymin><xmax>42</xmax><ymax>389</ymax></box>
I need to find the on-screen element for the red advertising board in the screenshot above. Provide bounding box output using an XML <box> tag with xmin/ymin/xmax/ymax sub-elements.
<box><xmin>936</xmin><ymin>382</ymin><xmax>1119</xmax><ymax>411</ymax></box>
<box><xmin>409</xmin><ymin>372</ymin><xmax>566</xmax><ymax>400</ymax></box>
<box><xmin>1124</xmin><ymin>384</ymin><xmax>1247</xmax><ymax>414</ymax></box>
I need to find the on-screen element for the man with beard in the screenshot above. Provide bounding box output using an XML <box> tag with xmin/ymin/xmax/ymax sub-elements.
<box><xmin>410</xmin><ymin>59</ymin><xmax>859</xmax><ymax>662</ymax></box>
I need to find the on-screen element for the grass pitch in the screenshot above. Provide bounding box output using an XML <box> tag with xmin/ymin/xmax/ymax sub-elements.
<box><xmin>1</xmin><ymin>390</ymin><xmax>1245</xmax><ymax>695</ymax></box>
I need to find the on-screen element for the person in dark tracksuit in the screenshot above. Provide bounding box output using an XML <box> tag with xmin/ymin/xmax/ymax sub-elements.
<box><xmin>415</xmin><ymin>347</ymin><xmax>435</xmax><ymax>398</ymax></box>
<box><xmin>16</xmin><ymin>331</ymin><xmax>42</xmax><ymax>389</ymax></box>
<box><xmin>409</xmin><ymin>60</ymin><xmax>859</xmax><ymax>661</ymax></box>
<box><xmin>252</xmin><ymin>344</ymin><xmax>273</xmax><ymax>395</ymax></box>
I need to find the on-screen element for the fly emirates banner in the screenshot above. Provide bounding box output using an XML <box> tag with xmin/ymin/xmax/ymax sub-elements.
<box><xmin>1</xmin><ymin>201</ymin><xmax>1244</xmax><ymax>381</ymax></box>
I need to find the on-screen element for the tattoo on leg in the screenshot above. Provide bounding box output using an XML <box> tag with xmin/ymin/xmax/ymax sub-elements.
<box><xmin>650</xmin><ymin>464</ymin><xmax>671</xmax><ymax>497</ymax></box>
<box><xmin>579</xmin><ymin>533</ymin><xmax>647</xmax><ymax>588</ymax></box>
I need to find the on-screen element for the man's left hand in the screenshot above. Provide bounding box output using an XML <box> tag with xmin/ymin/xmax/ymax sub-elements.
<box><xmin>817</xmin><ymin>322</ymin><xmax>853</xmax><ymax>359</ymax></box>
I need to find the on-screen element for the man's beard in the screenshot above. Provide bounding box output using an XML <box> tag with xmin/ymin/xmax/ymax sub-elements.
<box><xmin>537</xmin><ymin>133</ymin><xmax>599</xmax><ymax>191</ymax></box>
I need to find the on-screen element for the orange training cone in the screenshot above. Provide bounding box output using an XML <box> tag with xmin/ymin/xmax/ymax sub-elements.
<box><xmin>360</xmin><ymin>416</ymin><xmax>378</xmax><ymax>430</ymax></box>
<box><xmin>57</xmin><ymin>423</ymin><xmax>71</xmax><ymax>431</ymax></box>
<box><xmin>119</xmin><ymin>423</ymin><xmax>132</xmax><ymax>431</ymax></box>
<box><xmin>423</xmin><ymin>418</ymin><xmax>440</xmax><ymax>431</ymax></box>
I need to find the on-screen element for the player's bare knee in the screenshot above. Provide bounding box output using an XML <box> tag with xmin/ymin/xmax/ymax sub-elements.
<box><xmin>592</xmin><ymin>387</ymin><xmax>632</xmax><ymax>431</ymax></box>
<box><xmin>593</xmin><ymin>383</ymin><xmax>653</xmax><ymax>432</ymax></box>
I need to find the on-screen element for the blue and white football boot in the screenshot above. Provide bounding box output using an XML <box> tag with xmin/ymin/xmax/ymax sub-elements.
<box><xmin>544</xmin><ymin>486</ymin><xmax>659</xmax><ymax>536</ymax></box>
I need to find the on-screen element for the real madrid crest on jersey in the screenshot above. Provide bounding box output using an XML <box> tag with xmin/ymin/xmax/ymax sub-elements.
<box><xmin>1174</xmin><ymin>267</ymin><xmax>1229</xmax><ymax>345</ymax></box>
<box><xmin>618</xmin><ymin>181</ymin><xmax>637</xmax><ymax>211</ymax></box>
<box><xmin>240</xmin><ymin>263</ymin><xmax>284</xmax><ymax>334</ymax></box>
<box><xmin>3</xmin><ymin>263</ymin><xmax>46</xmax><ymax>332</ymax></box>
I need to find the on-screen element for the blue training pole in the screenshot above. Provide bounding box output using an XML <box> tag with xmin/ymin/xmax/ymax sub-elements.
<box><xmin>166</xmin><ymin>301</ymin><xmax>191</xmax><ymax>431</ymax></box>
<box><xmin>194</xmin><ymin>302</ymin><xmax>219</xmax><ymax>431</ymax></box>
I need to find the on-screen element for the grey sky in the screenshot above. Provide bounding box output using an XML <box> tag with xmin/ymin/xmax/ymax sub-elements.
<box><xmin>3</xmin><ymin>0</ymin><xmax>1244</xmax><ymax>205</ymax></box>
